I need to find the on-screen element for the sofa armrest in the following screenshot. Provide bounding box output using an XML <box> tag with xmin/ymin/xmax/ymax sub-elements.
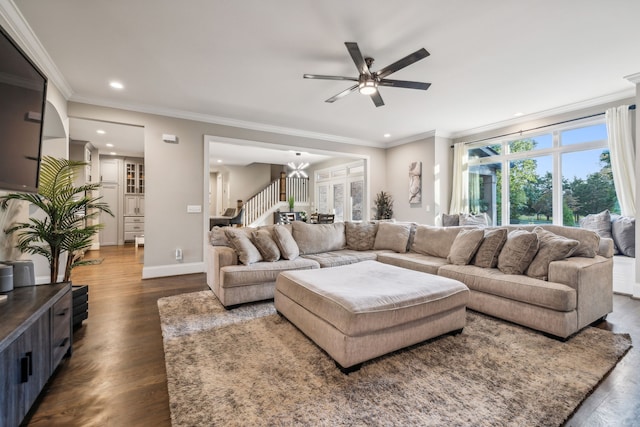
<box><xmin>206</xmin><ymin>246</ymin><xmax>238</xmax><ymax>292</ymax></box>
<box><xmin>548</xmin><ymin>256</ymin><xmax>613</xmax><ymax>329</ymax></box>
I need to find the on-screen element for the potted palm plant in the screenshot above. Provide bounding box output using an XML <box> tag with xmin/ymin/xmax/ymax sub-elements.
<box><xmin>0</xmin><ymin>156</ymin><xmax>113</xmax><ymax>283</ymax></box>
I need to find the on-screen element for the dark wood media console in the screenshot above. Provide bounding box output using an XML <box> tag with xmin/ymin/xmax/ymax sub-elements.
<box><xmin>0</xmin><ymin>283</ymin><xmax>72</xmax><ymax>427</ymax></box>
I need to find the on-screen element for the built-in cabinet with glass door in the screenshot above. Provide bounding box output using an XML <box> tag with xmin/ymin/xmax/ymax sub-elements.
<box><xmin>124</xmin><ymin>158</ymin><xmax>144</xmax><ymax>242</ymax></box>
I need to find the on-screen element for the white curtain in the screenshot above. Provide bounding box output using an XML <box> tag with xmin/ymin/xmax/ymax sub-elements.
<box><xmin>606</xmin><ymin>105</ymin><xmax>636</xmax><ymax>216</ymax></box>
<box><xmin>449</xmin><ymin>142</ymin><xmax>469</xmax><ymax>214</ymax></box>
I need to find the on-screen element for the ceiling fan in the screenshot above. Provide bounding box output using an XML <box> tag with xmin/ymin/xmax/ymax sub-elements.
<box><xmin>304</xmin><ymin>42</ymin><xmax>431</xmax><ymax>107</ymax></box>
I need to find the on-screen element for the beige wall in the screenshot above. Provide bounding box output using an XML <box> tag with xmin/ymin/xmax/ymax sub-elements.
<box><xmin>67</xmin><ymin>102</ymin><xmax>387</xmax><ymax>278</ymax></box>
<box><xmin>385</xmin><ymin>135</ymin><xmax>452</xmax><ymax>225</ymax></box>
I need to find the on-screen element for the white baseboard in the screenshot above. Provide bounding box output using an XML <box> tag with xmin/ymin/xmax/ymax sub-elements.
<box><xmin>142</xmin><ymin>262</ymin><xmax>205</xmax><ymax>279</ymax></box>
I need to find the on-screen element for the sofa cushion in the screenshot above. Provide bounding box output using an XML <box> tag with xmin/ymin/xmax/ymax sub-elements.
<box><xmin>447</xmin><ymin>228</ymin><xmax>485</xmax><ymax>265</ymax></box>
<box><xmin>411</xmin><ymin>225</ymin><xmax>461</xmax><ymax>258</ymax></box>
<box><xmin>497</xmin><ymin>229</ymin><xmax>539</xmax><ymax>275</ymax></box>
<box><xmin>273</xmin><ymin>225</ymin><xmax>300</xmax><ymax>260</ymax></box>
<box><xmin>472</xmin><ymin>228</ymin><xmax>508</xmax><ymax>268</ymax></box>
<box><xmin>376</xmin><ymin>252</ymin><xmax>449</xmax><ymax>275</ymax></box>
<box><xmin>438</xmin><ymin>264</ymin><xmax>576</xmax><ymax>312</ymax></box>
<box><xmin>301</xmin><ymin>250</ymin><xmax>377</xmax><ymax>268</ymax></box>
<box><xmin>225</xmin><ymin>228</ymin><xmax>262</xmax><ymax>265</ymax></box>
<box><xmin>526</xmin><ymin>227</ymin><xmax>579</xmax><ymax>280</ymax></box>
<box><xmin>612</xmin><ymin>216</ymin><xmax>635</xmax><ymax>257</ymax></box>
<box><xmin>345</xmin><ymin>222</ymin><xmax>378</xmax><ymax>251</ymax></box>
<box><xmin>292</xmin><ymin>221</ymin><xmax>346</xmax><ymax>255</ymax></box>
<box><xmin>220</xmin><ymin>258</ymin><xmax>319</xmax><ymax>288</ymax></box>
<box><xmin>251</xmin><ymin>229</ymin><xmax>281</xmax><ymax>262</ymax></box>
<box><xmin>373</xmin><ymin>222</ymin><xmax>412</xmax><ymax>253</ymax></box>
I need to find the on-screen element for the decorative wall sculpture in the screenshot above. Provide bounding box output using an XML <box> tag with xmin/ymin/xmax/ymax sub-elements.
<box><xmin>409</xmin><ymin>161</ymin><xmax>422</xmax><ymax>204</ymax></box>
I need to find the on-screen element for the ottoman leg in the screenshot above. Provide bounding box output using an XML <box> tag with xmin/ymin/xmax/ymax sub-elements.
<box><xmin>337</xmin><ymin>361</ymin><xmax>362</xmax><ymax>375</ymax></box>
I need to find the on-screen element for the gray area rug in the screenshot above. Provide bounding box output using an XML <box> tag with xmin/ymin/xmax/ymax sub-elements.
<box><xmin>158</xmin><ymin>291</ymin><xmax>631</xmax><ymax>427</ymax></box>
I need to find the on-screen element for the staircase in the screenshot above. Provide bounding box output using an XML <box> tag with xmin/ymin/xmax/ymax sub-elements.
<box><xmin>243</xmin><ymin>177</ymin><xmax>309</xmax><ymax>226</ymax></box>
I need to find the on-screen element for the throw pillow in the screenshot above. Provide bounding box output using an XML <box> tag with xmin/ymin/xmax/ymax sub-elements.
<box><xmin>224</xmin><ymin>228</ymin><xmax>262</xmax><ymax>265</ymax></box>
<box><xmin>612</xmin><ymin>216</ymin><xmax>635</xmax><ymax>257</ymax></box>
<box><xmin>526</xmin><ymin>227</ymin><xmax>579</xmax><ymax>280</ymax></box>
<box><xmin>497</xmin><ymin>229</ymin><xmax>539</xmax><ymax>275</ymax></box>
<box><xmin>442</xmin><ymin>213</ymin><xmax>460</xmax><ymax>227</ymax></box>
<box><xmin>472</xmin><ymin>228</ymin><xmax>508</xmax><ymax>268</ymax></box>
<box><xmin>459</xmin><ymin>213</ymin><xmax>489</xmax><ymax>227</ymax></box>
<box><xmin>580</xmin><ymin>210</ymin><xmax>614</xmax><ymax>251</ymax></box>
<box><xmin>411</xmin><ymin>225</ymin><xmax>461</xmax><ymax>258</ymax></box>
<box><xmin>292</xmin><ymin>221</ymin><xmax>346</xmax><ymax>255</ymax></box>
<box><xmin>447</xmin><ymin>228</ymin><xmax>485</xmax><ymax>265</ymax></box>
<box><xmin>251</xmin><ymin>229</ymin><xmax>281</xmax><ymax>262</ymax></box>
<box><xmin>373</xmin><ymin>222</ymin><xmax>412</xmax><ymax>253</ymax></box>
<box><xmin>272</xmin><ymin>225</ymin><xmax>300</xmax><ymax>260</ymax></box>
<box><xmin>345</xmin><ymin>222</ymin><xmax>378</xmax><ymax>251</ymax></box>
<box><xmin>209</xmin><ymin>226</ymin><xmax>231</xmax><ymax>246</ymax></box>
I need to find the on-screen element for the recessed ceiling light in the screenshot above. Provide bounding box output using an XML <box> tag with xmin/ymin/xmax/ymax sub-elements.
<box><xmin>217</xmin><ymin>159</ymin><xmax>222</xmax><ymax>163</ymax></box>
<box><xmin>96</xmin><ymin>129</ymin><xmax>106</xmax><ymax>134</ymax></box>
<box><xmin>109</xmin><ymin>152</ymin><xmax>117</xmax><ymax>155</ymax></box>
<box><xmin>384</xmin><ymin>133</ymin><xmax>391</xmax><ymax>138</ymax></box>
<box><xmin>514</xmin><ymin>112</ymin><xmax>524</xmax><ymax>117</ymax></box>
<box><xmin>106</xmin><ymin>143</ymin><xmax>114</xmax><ymax>147</ymax></box>
<box><xmin>109</xmin><ymin>81</ymin><xmax>124</xmax><ymax>90</ymax></box>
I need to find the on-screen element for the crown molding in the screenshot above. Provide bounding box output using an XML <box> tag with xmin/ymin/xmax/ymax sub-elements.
<box><xmin>0</xmin><ymin>0</ymin><xmax>73</xmax><ymax>98</ymax></box>
<box><xmin>69</xmin><ymin>94</ymin><xmax>389</xmax><ymax>149</ymax></box>
<box><xmin>450</xmin><ymin>88</ymin><xmax>636</xmax><ymax>141</ymax></box>
<box><xmin>625</xmin><ymin>72</ymin><xmax>640</xmax><ymax>85</ymax></box>
<box><xmin>384</xmin><ymin>130</ymin><xmax>438</xmax><ymax>148</ymax></box>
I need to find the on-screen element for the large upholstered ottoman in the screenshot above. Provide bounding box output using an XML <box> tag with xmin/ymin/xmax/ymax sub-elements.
<box><xmin>274</xmin><ymin>260</ymin><xmax>469</xmax><ymax>372</ymax></box>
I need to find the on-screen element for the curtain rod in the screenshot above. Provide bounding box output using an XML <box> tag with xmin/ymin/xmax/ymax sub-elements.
<box><xmin>454</xmin><ymin>104</ymin><xmax>636</xmax><ymax>147</ymax></box>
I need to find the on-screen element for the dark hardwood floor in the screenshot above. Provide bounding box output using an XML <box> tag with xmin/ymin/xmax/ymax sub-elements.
<box><xmin>23</xmin><ymin>245</ymin><xmax>639</xmax><ymax>426</ymax></box>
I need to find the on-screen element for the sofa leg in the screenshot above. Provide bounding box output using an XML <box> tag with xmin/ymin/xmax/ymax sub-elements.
<box><xmin>223</xmin><ymin>303</ymin><xmax>242</xmax><ymax>310</ymax></box>
<box><xmin>337</xmin><ymin>361</ymin><xmax>362</xmax><ymax>375</ymax></box>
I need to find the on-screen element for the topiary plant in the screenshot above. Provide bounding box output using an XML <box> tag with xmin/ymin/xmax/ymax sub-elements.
<box><xmin>373</xmin><ymin>191</ymin><xmax>394</xmax><ymax>220</ymax></box>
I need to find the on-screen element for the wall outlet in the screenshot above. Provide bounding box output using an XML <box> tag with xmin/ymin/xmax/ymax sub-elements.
<box><xmin>187</xmin><ymin>205</ymin><xmax>202</xmax><ymax>213</ymax></box>
<box><xmin>175</xmin><ymin>248</ymin><xmax>183</xmax><ymax>260</ymax></box>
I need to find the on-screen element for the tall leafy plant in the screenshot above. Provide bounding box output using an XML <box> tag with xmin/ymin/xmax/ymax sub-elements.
<box><xmin>0</xmin><ymin>156</ymin><xmax>114</xmax><ymax>283</ymax></box>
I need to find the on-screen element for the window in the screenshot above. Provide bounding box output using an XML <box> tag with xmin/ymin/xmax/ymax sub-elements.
<box><xmin>466</xmin><ymin>120</ymin><xmax>617</xmax><ymax>226</ymax></box>
<box><xmin>314</xmin><ymin>160</ymin><xmax>366</xmax><ymax>221</ymax></box>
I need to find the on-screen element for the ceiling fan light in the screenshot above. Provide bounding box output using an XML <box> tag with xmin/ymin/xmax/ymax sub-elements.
<box><xmin>359</xmin><ymin>80</ymin><xmax>377</xmax><ymax>95</ymax></box>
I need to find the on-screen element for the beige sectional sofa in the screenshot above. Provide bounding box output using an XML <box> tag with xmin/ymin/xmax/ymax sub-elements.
<box><xmin>206</xmin><ymin>220</ymin><xmax>613</xmax><ymax>339</ymax></box>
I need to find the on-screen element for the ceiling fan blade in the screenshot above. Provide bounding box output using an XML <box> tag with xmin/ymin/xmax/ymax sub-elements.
<box><xmin>325</xmin><ymin>84</ymin><xmax>358</xmax><ymax>103</ymax></box>
<box><xmin>370</xmin><ymin>91</ymin><xmax>385</xmax><ymax>107</ymax></box>
<box><xmin>303</xmin><ymin>74</ymin><xmax>358</xmax><ymax>82</ymax></box>
<box><xmin>376</xmin><ymin>48</ymin><xmax>430</xmax><ymax>79</ymax></box>
<box><xmin>378</xmin><ymin>79</ymin><xmax>431</xmax><ymax>90</ymax></box>
<box><xmin>345</xmin><ymin>42</ymin><xmax>371</xmax><ymax>76</ymax></box>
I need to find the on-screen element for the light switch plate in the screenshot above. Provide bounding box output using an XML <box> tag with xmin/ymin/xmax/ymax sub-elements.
<box><xmin>187</xmin><ymin>205</ymin><xmax>202</xmax><ymax>213</ymax></box>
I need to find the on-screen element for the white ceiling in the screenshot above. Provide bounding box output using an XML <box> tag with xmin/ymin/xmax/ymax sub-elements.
<box><xmin>69</xmin><ymin>118</ymin><xmax>144</xmax><ymax>157</ymax></box>
<box><xmin>8</xmin><ymin>0</ymin><xmax>640</xmax><ymax>149</ymax></box>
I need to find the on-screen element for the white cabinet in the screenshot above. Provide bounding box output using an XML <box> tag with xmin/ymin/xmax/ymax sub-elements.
<box><xmin>100</xmin><ymin>158</ymin><xmax>120</xmax><ymax>183</ymax></box>
<box><xmin>124</xmin><ymin>216</ymin><xmax>144</xmax><ymax>242</ymax></box>
<box><xmin>125</xmin><ymin>159</ymin><xmax>144</xmax><ymax>194</ymax></box>
<box><xmin>124</xmin><ymin>195</ymin><xmax>144</xmax><ymax>216</ymax></box>
<box><xmin>123</xmin><ymin>158</ymin><xmax>144</xmax><ymax>243</ymax></box>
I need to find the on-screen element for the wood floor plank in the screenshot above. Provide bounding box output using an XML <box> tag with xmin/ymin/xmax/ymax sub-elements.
<box><xmin>22</xmin><ymin>245</ymin><xmax>640</xmax><ymax>426</ymax></box>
